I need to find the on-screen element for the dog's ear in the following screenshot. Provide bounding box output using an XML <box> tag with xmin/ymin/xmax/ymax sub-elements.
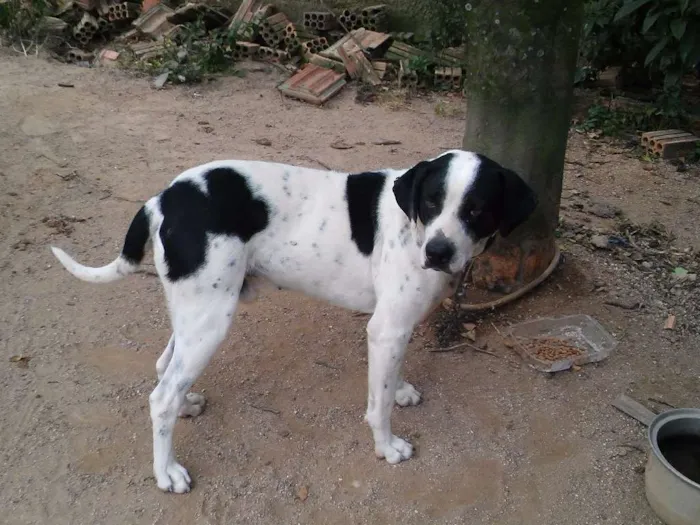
<box><xmin>392</xmin><ymin>160</ymin><xmax>432</xmax><ymax>222</ymax></box>
<box><xmin>498</xmin><ymin>168</ymin><xmax>538</xmax><ymax>237</ymax></box>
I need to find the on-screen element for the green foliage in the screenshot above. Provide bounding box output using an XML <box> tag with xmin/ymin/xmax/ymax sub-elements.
<box><xmin>579</xmin><ymin>0</ymin><xmax>700</xmax><ymax>94</ymax></box>
<box><xmin>0</xmin><ymin>0</ymin><xmax>53</xmax><ymax>42</ymax></box>
<box><xmin>407</xmin><ymin>55</ymin><xmax>431</xmax><ymax>75</ymax></box>
<box><xmin>579</xmin><ymin>0</ymin><xmax>648</xmax><ymax>75</ymax></box>
<box><xmin>613</xmin><ymin>0</ymin><xmax>700</xmax><ymax>93</ymax></box>
<box><xmin>141</xmin><ymin>18</ymin><xmax>242</xmax><ymax>84</ymax></box>
<box><xmin>423</xmin><ymin>0</ymin><xmax>467</xmax><ymax>50</ymax></box>
<box><xmin>577</xmin><ymin>99</ymin><xmax>687</xmax><ymax>137</ymax></box>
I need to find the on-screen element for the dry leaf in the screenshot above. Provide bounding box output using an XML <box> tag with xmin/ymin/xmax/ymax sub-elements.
<box><xmin>254</xmin><ymin>138</ymin><xmax>272</xmax><ymax>146</ymax></box>
<box><xmin>296</xmin><ymin>485</ymin><xmax>309</xmax><ymax>502</ymax></box>
<box><xmin>442</xmin><ymin>298</ymin><xmax>454</xmax><ymax>310</ymax></box>
<box><xmin>503</xmin><ymin>339</ymin><xmax>515</xmax><ymax>349</ymax></box>
<box><xmin>466</xmin><ymin>330</ymin><xmax>476</xmax><ymax>342</ymax></box>
<box><xmin>10</xmin><ymin>355</ymin><xmax>30</xmax><ymax>368</ymax></box>
<box><xmin>462</xmin><ymin>323</ymin><xmax>476</xmax><ymax>331</ymax></box>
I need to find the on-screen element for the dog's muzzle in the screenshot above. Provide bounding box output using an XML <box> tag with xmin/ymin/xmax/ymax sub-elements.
<box><xmin>423</xmin><ymin>237</ymin><xmax>456</xmax><ymax>273</ymax></box>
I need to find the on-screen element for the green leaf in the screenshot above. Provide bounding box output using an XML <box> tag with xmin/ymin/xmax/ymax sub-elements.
<box><xmin>645</xmin><ymin>36</ymin><xmax>670</xmax><ymax>66</ymax></box>
<box><xmin>681</xmin><ymin>0</ymin><xmax>689</xmax><ymax>13</ymax></box>
<box><xmin>642</xmin><ymin>11</ymin><xmax>661</xmax><ymax>32</ymax></box>
<box><xmin>679</xmin><ymin>33</ymin><xmax>694</xmax><ymax>62</ymax></box>
<box><xmin>663</xmin><ymin>70</ymin><xmax>682</xmax><ymax>91</ymax></box>
<box><xmin>673</xmin><ymin>267</ymin><xmax>689</xmax><ymax>278</ymax></box>
<box><xmin>614</xmin><ymin>0</ymin><xmax>654</xmax><ymax>21</ymax></box>
<box><xmin>670</xmin><ymin>19</ymin><xmax>686</xmax><ymax>40</ymax></box>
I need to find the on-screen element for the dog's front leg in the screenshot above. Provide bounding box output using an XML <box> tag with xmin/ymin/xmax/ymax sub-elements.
<box><xmin>365</xmin><ymin>312</ymin><xmax>414</xmax><ymax>464</ymax></box>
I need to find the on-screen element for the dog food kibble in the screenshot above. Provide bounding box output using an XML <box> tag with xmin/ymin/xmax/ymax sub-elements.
<box><xmin>522</xmin><ymin>337</ymin><xmax>584</xmax><ymax>362</ymax></box>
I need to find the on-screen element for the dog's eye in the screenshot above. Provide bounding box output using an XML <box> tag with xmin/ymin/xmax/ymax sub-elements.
<box><xmin>470</xmin><ymin>209</ymin><xmax>482</xmax><ymax>219</ymax></box>
<box><xmin>425</xmin><ymin>198</ymin><xmax>438</xmax><ymax>210</ymax></box>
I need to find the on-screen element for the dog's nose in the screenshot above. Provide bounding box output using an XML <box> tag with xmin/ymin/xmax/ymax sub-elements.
<box><xmin>425</xmin><ymin>237</ymin><xmax>455</xmax><ymax>268</ymax></box>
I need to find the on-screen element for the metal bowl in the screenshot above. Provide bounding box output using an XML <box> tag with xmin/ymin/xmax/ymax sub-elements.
<box><xmin>645</xmin><ymin>408</ymin><xmax>700</xmax><ymax>525</ymax></box>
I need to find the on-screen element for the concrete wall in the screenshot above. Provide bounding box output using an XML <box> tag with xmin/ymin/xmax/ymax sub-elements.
<box><xmin>221</xmin><ymin>0</ymin><xmax>434</xmax><ymax>35</ymax></box>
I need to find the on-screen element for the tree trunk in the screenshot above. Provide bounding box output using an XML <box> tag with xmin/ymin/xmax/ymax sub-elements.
<box><xmin>462</xmin><ymin>0</ymin><xmax>584</xmax><ymax>294</ymax></box>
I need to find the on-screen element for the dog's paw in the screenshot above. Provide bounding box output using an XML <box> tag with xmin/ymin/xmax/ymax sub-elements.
<box><xmin>375</xmin><ymin>435</ymin><xmax>413</xmax><ymax>464</ymax></box>
<box><xmin>178</xmin><ymin>392</ymin><xmax>207</xmax><ymax>418</ymax></box>
<box><xmin>155</xmin><ymin>461</ymin><xmax>191</xmax><ymax>493</ymax></box>
<box><xmin>395</xmin><ymin>381</ymin><xmax>421</xmax><ymax>407</ymax></box>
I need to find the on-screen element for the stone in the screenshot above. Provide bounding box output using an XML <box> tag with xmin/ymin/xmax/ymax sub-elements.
<box><xmin>153</xmin><ymin>72</ymin><xmax>169</xmax><ymax>89</ymax></box>
<box><xmin>591</xmin><ymin>235</ymin><xmax>611</xmax><ymax>250</ymax></box>
<box><xmin>589</xmin><ymin>201</ymin><xmax>619</xmax><ymax>219</ymax></box>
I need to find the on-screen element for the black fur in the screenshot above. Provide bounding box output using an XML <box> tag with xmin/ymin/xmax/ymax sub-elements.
<box><xmin>346</xmin><ymin>172</ymin><xmax>386</xmax><ymax>256</ymax></box>
<box><xmin>121</xmin><ymin>206</ymin><xmax>150</xmax><ymax>265</ymax></box>
<box><xmin>462</xmin><ymin>155</ymin><xmax>537</xmax><ymax>240</ymax></box>
<box><xmin>158</xmin><ymin>167</ymin><xmax>270</xmax><ymax>281</ymax></box>
<box><xmin>393</xmin><ymin>153</ymin><xmax>454</xmax><ymax>224</ymax></box>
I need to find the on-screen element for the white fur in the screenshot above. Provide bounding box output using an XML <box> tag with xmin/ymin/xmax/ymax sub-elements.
<box><xmin>51</xmin><ymin>150</ymin><xmax>485</xmax><ymax>493</ymax></box>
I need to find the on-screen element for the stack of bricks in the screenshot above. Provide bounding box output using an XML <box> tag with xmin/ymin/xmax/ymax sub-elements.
<box><xmin>72</xmin><ymin>12</ymin><xmax>100</xmax><ymax>46</ymax></box>
<box><xmin>228</xmin><ymin>3</ymin><xmax>273</xmax><ymax>42</ymax></box>
<box><xmin>231</xmin><ymin>42</ymin><xmax>260</xmax><ymax>61</ymax></box>
<box><xmin>338</xmin><ymin>8</ymin><xmax>362</xmax><ymax>30</ymax></box>
<box><xmin>257</xmin><ymin>45</ymin><xmax>289</xmax><ymax>62</ymax></box>
<box><xmin>434</xmin><ymin>67</ymin><xmax>462</xmax><ymax>90</ymax></box>
<box><xmin>301</xmin><ymin>37</ymin><xmax>330</xmax><ymax>55</ymax></box>
<box><xmin>66</xmin><ymin>48</ymin><xmax>94</xmax><ymax>63</ymax></box>
<box><xmin>282</xmin><ymin>23</ymin><xmax>301</xmax><ymax>52</ymax></box>
<box><xmin>96</xmin><ymin>16</ymin><xmax>112</xmax><ymax>35</ymax></box>
<box><xmin>259</xmin><ymin>12</ymin><xmax>292</xmax><ymax>49</ymax></box>
<box><xmin>302</xmin><ymin>11</ymin><xmax>336</xmax><ymax>31</ymax></box>
<box><xmin>104</xmin><ymin>2</ymin><xmax>139</xmax><ymax>22</ymax></box>
<box><xmin>359</xmin><ymin>4</ymin><xmax>387</xmax><ymax>32</ymax></box>
<box><xmin>384</xmin><ymin>40</ymin><xmax>430</xmax><ymax>63</ymax></box>
<box><xmin>641</xmin><ymin>130</ymin><xmax>700</xmax><ymax>159</ymax></box>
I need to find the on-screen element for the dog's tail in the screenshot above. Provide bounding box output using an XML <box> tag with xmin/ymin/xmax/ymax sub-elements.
<box><xmin>50</xmin><ymin>203</ymin><xmax>153</xmax><ymax>284</ymax></box>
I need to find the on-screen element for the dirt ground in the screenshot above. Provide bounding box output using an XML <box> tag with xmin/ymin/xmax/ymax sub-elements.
<box><xmin>1</xmin><ymin>50</ymin><xmax>699</xmax><ymax>525</ymax></box>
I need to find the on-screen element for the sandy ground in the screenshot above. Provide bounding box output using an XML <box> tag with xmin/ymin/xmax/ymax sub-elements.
<box><xmin>1</xmin><ymin>50</ymin><xmax>699</xmax><ymax>525</ymax></box>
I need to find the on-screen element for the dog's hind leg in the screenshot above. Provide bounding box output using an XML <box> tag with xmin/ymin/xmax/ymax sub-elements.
<box><xmin>149</xmin><ymin>261</ymin><xmax>245</xmax><ymax>493</ymax></box>
<box><xmin>155</xmin><ymin>334</ymin><xmax>207</xmax><ymax>418</ymax></box>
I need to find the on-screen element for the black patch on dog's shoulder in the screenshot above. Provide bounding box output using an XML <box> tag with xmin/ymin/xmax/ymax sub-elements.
<box><xmin>158</xmin><ymin>168</ymin><xmax>270</xmax><ymax>281</ymax></box>
<box><xmin>346</xmin><ymin>171</ymin><xmax>386</xmax><ymax>256</ymax></box>
<box><xmin>121</xmin><ymin>205</ymin><xmax>150</xmax><ymax>264</ymax></box>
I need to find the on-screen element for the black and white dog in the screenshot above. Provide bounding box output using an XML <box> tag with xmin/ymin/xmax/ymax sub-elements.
<box><xmin>51</xmin><ymin>149</ymin><xmax>537</xmax><ymax>493</ymax></box>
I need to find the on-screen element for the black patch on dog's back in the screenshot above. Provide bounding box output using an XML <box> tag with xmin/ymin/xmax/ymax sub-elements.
<box><xmin>158</xmin><ymin>167</ymin><xmax>270</xmax><ymax>281</ymax></box>
<box><xmin>346</xmin><ymin>171</ymin><xmax>386</xmax><ymax>256</ymax></box>
<box><xmin>121</xmin><ymin>205</ymin><xmax>150</xmax><ymax>264</ymax></box>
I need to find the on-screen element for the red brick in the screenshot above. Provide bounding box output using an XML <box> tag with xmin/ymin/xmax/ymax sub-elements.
<box><xmin>277</xmin><ymin>64</ymin><xmax>346</xmax><ymax>105</ymax></box>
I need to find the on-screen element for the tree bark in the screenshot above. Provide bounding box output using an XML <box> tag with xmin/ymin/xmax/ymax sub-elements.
<box><xmin>462</xmin><ymin>0</ymin><xmax>584</xmax><ymax>294</ymax></box>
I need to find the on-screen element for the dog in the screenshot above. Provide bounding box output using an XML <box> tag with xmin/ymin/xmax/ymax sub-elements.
<box><xmin>50</xmin><ymin>149</ymin><xmax>537</xmax><ymax>493</ymax></box>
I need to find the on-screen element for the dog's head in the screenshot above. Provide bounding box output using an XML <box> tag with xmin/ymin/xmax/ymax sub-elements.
<box><xmin>393</xmin><ymin>150</ymin><xmax>538</xmax><ymax>275</ymax></box>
